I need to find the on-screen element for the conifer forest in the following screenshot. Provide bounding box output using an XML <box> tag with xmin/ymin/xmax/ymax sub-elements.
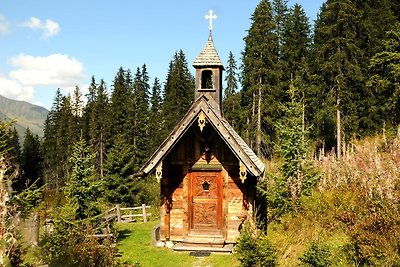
<box><xmin>1</xmin><ymin>0</ymin><xmax>400</xmax><ymax>266</ymax></box>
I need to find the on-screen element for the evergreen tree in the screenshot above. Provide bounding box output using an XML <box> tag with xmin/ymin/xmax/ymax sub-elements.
<box><xmin>88</xmin><ymin>79</ymin><xmax>109</xmax><ymax>178</ymax></box>
<box><xmin>148</xmin><ymin>77</ymin><xmax>163</xmax><ymax>152</ymax></box>
<box><xmin>242</xmin><ymin>0</ymin><xmax>280</xmax><ymax>158</ymax></box>
<box><xmin>223</xmin><ymin>51</ymin><xmax>240</xmax><ymax>128</ymax></box>
<box><xmin>18</xmin><ymin>128</ymin><xmax>43</xmax><ymax>192</ymax></box>
<box><xmin>368</xmin><ymin>22</ymin><xmax>400</xmax><ymax>130</ymax></box>
<box><xmin>264</xmin><ymin>82</ymin><xmax>318</xmax><ymax>219</ymax></box>
<box><xmin>272</xmin><ymin>0</ymin><xmax>289</xmax><ymax>55</ymax></box>
<box><xmin>281</xmin><ymin>4</ymin><xmax>311</xmax><ymax>78</ymax></box>
<box><xmin>224</xmin><ymin>51</ymin><xmax>239</xmax><ymax>100</ymax></box>
<box><xmin>108</xmin><ymin>67</ymin><xmax>134</xmax><ymax>147</ymax></box>
<box><xmin>312</xmin><ymin>0</ymin><xmax>363</xmax><ymax>158</ymax></box>
<box><xmin>65</xmin><ymin>135</ymin><xmax>101</xmax><ymax>220</ymax></box>
<box><xmin>43</xmin><ymin>89</ymin><xmax>64</xmax><ymax>189</ymax></box>
<box><xmin>162</xmin><ymin>50</ymin><xmax>194</xmax><ymax>137</ymax></box>
<box><xmin>82</xmin><ymin>76</ymin><xmax>98</xmax><ymax>142</ymax></box>
<box><xmin>104</xmin><ymin>135</ymin><xmax>137</xmax><ymax>206</ymax></box>
<box><xmin>132</xmin><ymin>65</ymin><xmax>150</xmax><ymax>167</ymax></box>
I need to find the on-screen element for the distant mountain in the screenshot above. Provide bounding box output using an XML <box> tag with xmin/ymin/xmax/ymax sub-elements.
<box><xmin>0</xmin><ymin>95</ymin><xmax>49</xmax><ymax>139</ymax></box>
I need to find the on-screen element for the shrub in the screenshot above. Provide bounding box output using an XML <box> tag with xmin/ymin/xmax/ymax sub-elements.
<box><xmin>235</xmin><ymin>222</ymin><xmax>276</xmax><ymax>267</ymax></box>
<box><xmin>299</xmin><ymin>241</ymin><xmax>332</xmax><ymax>267</ymax></box>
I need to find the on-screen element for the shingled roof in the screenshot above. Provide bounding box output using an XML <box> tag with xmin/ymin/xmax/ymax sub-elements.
<box><xmin>192</xmin><ymin>32</ymin><xmax>224</xmax><ymax>68</ymax></box>
<box><xmin>140</xmin><ymin>95</ymin><xmax>265</xmax><ymax>177</ymax></box>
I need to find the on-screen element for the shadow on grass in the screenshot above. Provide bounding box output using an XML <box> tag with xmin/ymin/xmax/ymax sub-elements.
<box><xmin>117</xmin><ymin>228</ymin><xmax>132</xmax><ymax>241</ymax></box>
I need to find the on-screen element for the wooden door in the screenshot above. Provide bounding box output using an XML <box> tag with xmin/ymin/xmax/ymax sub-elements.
<box><xmin>189</xmin><ymin>171</ymin><xmax>222</xmax><ymax>234</ymax></box>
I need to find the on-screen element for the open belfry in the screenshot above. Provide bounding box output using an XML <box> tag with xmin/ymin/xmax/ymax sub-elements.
<box><xmin>139</xmin><ymin>10</ymin><xmax>265</xmax><ymax>251</ymax></box>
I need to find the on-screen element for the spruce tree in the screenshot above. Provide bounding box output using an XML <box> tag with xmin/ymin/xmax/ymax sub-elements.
<box><xmin>88</xmin><ymin>79</ymin><xmax>109</xmax><ymax>178</ymax></box>
<box><xmin>65</xmin><ymin>135</ymin><xmax>101</xmax><ymax>220</ymax></box>
<box><xmin>104</xmin><ymin>135</ymin><xmax>137</xmax><ymax>206</ymax></box>
<box><xmin>272</xmin><ymin>0</ymin><xmax>289</xmax><ymax>55</ymax></box>
<box><xmin>368</xmin><ymin>22</ymin><xmax>400</xmax><ymax>130</ymax></box>
<box><xmin>162</xmin><ymin>50</ymin><xmax>194</xmax><ymax>138</ymax></box>
<box><xmin>19</xmin><ymin>128</ymin><xmax>43</xmax><ymax>192</ymax></box>
<box><xmin>43</xmin><ymin>89</ymin><xmax>64</xmax><ymax>189</ymax></box>
<box><xmin>132</xmin><ymin>65</ymin><xmax>150</xmax><ymax>167</ymax></box>
<box><xmin>223</xmin><ymin>51</ymin><xmax>240</xmax><ymax>128</ymax></box>
<box><xmin>148</xmin><ymin>77</ymin><xmax>163</xmax><ymax>152</ymax></box>
<box><xmin>312</xmin><ymin>0</ymin><xmax>363</xmax><ymax>158</ymax></box>
<box><xmin>242</xmin><ymin>0</ymin><xmax>280</xmax><ymax>158</ymax></box>
<box><xmin>281</xmin><ymin>4</ymin><xmax>311</xmax><ymax>78</ymax></box>
<box><xmin>108</xmin><ymin>67</ymin><xmax>134</xmax><ymax>147</ymax></box>
<box><xmin>224</xmin><ymin>51</ymin><xmax>238</xmax><ymax>100</ymax></box>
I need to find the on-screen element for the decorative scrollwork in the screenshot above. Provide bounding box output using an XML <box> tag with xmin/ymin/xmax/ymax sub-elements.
<box><xmin>155</xmin><ymin>162</ymin><xmax>162</xmax><ymax>183</ymax></box>
<box><xmin>198</xmin><ymin>112</ymin><xmax>206</xmax><ymax>132</ymax></box>
<box><xmin>239</xmin><ymin>161</ymin><xmax>247</xmax><ymax>183</ymax></box>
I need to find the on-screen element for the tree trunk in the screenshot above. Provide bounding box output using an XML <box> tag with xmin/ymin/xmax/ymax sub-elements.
<box><xmin>251</xmin><ymin>90</ymin><xmax>257</xmax><ymax>149</ymax></box>
<box><xmin>100</xmin><ymin>132</ymin><xmax>104</xmax><ymax>178</ymax></box>
<box><xmin>336</xmin><ymin>87</ymin><xmax>341</xmax><ymax>160</ymax></box>
<box><xmin>256</xmin><ymin>80</ymin><xmax>262</xmax><ymax>157</ymax></box>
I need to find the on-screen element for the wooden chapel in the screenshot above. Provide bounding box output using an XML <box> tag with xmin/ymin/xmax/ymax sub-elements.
<box><xmin>139</xmin><ymin>12</ymin><xmax>265</xmax><ymax>249</ymax></box>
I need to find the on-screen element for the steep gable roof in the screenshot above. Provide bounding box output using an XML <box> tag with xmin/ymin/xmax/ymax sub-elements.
<box><xmin>140</xmin><ymin>95</ymin><xmax>265</xmax><ymax>177</ymax></box>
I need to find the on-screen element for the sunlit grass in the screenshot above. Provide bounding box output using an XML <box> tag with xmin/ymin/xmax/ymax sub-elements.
<box><xmin>116</xmin><ymin>221</ymin><xmax>239</xmax><ymax>267</ymax></box>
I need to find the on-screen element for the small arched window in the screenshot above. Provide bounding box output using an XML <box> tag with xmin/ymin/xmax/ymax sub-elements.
<box><xmin>201</xmin><ymin>70</ymin><xmax>213</xmax><ymax>89</ymax></box>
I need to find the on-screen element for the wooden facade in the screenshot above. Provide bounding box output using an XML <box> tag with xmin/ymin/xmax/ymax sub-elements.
<box><xmin>140</xmin><ymin>31</ymin><xmax>264</xmax><ymax>245</ymax></box>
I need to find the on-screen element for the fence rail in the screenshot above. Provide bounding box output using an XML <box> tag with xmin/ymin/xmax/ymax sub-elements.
<box><xmin>105</xmin><ymin>204</ymin><xmax>151</xmax><ymax>223</ymax></box>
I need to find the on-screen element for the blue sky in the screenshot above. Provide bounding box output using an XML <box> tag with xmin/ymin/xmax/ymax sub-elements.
<box><xmin>0</xmin><ymin>1</ymin><xmax>324</xmax><ymax>109</ymax></box>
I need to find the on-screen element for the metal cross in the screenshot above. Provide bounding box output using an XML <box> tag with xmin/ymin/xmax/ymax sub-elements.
<box><xmin>205</xmin><ymin>10</ymin><xmax>217</xmax><ymax>30</ymax></box>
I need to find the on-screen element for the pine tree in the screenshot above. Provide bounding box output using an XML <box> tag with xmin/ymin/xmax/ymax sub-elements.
<box><xmin>281</xmin><ymin>4</ymin><xmax>311</xmax><ymax>78</ymax></box>
<box><xmin>87</xmin><ymin>79</ymin><xmax>109</xmax><ymax>178</ymax></box>
<box><xmin>223</xmin><ymin>51</ymin><xmax>240</xmax><ymax>128</ymax></box>
<box><xmin>368</xmin><ymin>22</ymin><xmax>400</xmax><ymax>130</ymax></box>
<box><xmin>65</xmin><ymin>135</ymin><xmax>101</xmax><ymax>220</ymax></box>
<box><xmin>312</xmin><ymin>0</ymin><xmax>363</xmax><ymax>158</ymax></box>
<box><xmin>224</xmin><ymin>51</ymin><xmax>238</xmax><ymax>100</ymax></box>
<box><xmin>148</xmin><ymin>77</ymin><xmax>163</xmax><ymax>152</ymax></box>
<box><xmin>108</xmin><ymin>67</ymin><xmax>134</xmax><ymax>147</ymax></box>
<box><xmin>162</xmin><ymin>50</ymin><xmax>194</xmax><ymax>137</ymax></box>
<box><xmin>104</xmin><ymin>135</ymin><xmax>138</xmax><ymax>206</ymax></box>
<box><xmin>82</xmin><ymin>76</ymin><xmax>98</xmax><ymax>142</ymax></box>
<box><xmin>132</xmin><ymin>65</ymin><xmax>150</xmax><ymax>167</ymax></box>
<box><xmin>242</xmin><ymin>0</ymin><xmax>280</xmax><ymax>158</ymax></box>
<box><xmin>264</xmin><ymin>81</ymin><xmax>318</xmax><ymax>219</ymax></box>
<box><xmin>43</xmin><ymin>89</ymin><xmax>64</xmax><ymax>189</ymax></box>
<box><xmin>18</xmin><ymin>128</ymin><xmax>43</xmax><ymax>192</ymax></box>
<box><xmin>272</xmin><ymin>0</ymin><xmax>289</xmax><ymax>55</ymax></box>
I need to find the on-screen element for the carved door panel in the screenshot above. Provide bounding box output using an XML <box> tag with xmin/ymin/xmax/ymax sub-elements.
<box><xmin>189</xmin><ymin>171</ymin><xmax>222</xmax><ymax>233</ymax></box>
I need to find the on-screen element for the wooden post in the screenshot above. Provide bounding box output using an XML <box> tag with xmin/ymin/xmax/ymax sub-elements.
<box><xmin>116</xmin><ymin>205</ymin><xmax>121</xmax><ymax>223</ymax></box>
<box><xmin>142</xmin><ymin>204</ymin><xmax>147</xmax><ymax>223</ymax></box>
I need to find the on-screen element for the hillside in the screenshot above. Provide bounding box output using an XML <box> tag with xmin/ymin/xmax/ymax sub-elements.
<box><xmin>0</xmin><ymin>95</ymin><xmax>48</xmax><ymax>138</ymax></box>
<box><xmin>264</xmin><ymin>134</ymin><xmax>400</xmax><ymax>266</ymax></box>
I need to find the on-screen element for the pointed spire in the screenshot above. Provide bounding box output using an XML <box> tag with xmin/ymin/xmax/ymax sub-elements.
<box><xmin>193</xmin><ymin>32</ymin><xmax>224</xmax><ymax>68</ymax></box>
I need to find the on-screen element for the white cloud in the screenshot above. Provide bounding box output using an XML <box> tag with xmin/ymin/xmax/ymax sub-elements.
<box><xmin>21</xmin><ymin>17</ymin><xmax>60</xmax><ymax>38</ymax></box>
<box><xmin>0</xmin><ymin>15</ymin><xmax>10</xmax><ymax>35</ymax></box>
<box><xmin>0</xmin><ymin>53</ymin><xmax>86</xmax><ymax>108</ymax></box>
<box><xmin>0</xmin><ymin>76</ymin><xmax>35</xmax><ymax>102</ymax></box>
<box><xmin>9</xmin><ymin>53</ymin><xmax>85</xmax><ymax>87</ymax></box>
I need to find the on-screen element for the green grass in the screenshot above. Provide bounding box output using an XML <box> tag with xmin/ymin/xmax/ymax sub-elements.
<box><xmin>116</xmin><ymin>221</ymin><xmax>239</xmax><ymax>267</ymax></box>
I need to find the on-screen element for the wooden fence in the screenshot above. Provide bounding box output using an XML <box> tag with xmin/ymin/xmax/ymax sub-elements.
<box><xmin>104</xmin><ymin>204</ymin><xmax>151</xmax><ymax>223</ymax></box>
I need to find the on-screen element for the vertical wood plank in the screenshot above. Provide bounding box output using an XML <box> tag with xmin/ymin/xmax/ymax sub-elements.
<box><xmin>142</xmin><ymin>204</ymin><xmax>147</xmax><ymax>222</ymax></box>
<box><xmin>116</xmin><ymin>204</ymin><xmax>121</xmax><ymax>222</ymax></box>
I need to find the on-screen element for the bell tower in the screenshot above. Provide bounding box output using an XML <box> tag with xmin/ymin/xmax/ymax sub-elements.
<box><xmin>192</xmin><ymin>10</ymin><xmax>224</xmax><ymax>114</ymax></box>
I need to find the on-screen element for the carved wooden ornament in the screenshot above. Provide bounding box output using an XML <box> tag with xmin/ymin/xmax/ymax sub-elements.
<box><xmin>239</xmin><ymin>161</ymin><xmax>247</xmax><ymax>183</ymax></box>
<box><xmin>155</xmin><ymin>162</ymin><xmax>162</xmax><ymax>183</ymax></box>
<box><xmin>198</xmin><ymin>112</ymin><xmax>206</xmax><ymax>132</ymax></box>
